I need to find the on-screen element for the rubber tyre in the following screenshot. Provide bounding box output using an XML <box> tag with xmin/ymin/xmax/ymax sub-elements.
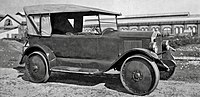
<box><xmin>120</xmin><ymin>55</ymin><xmax>160</xmax><ymax>96</ymax></box>
<box><xmin>25</xmin><ymin>51</ymin><xmax>50</xmax><ymax>83</ymax></box>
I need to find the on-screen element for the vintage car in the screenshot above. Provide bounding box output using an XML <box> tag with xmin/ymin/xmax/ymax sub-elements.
<box><xmin>20</xmin><ymin>4</ymin><xmax>176</xmax><ymax>96</ymax></box>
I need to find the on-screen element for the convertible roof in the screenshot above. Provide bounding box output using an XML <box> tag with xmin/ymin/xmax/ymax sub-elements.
<box><xmin>24</xmin><ymin>4</ymin><xmax>121</xmax><ymax>16</ymax></box>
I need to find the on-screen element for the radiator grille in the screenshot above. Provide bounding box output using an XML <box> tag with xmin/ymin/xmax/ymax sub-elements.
<box><xmin>124</xmin><ymin>40</ymin><xmax>142</xmax><ymax>52</ymax></box>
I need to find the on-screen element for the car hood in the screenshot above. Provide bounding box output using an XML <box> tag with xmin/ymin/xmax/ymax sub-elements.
<box><xmin>113</xmin><ymin>31</ymin><xmax>158</xmax><ymax>39</ymax></box>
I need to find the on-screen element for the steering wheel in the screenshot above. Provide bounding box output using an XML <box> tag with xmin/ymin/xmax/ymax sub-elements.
<box><xmin>102</xmin><ymin>28</ymin><xmax>115</xmax><ymax>35</ymax></box>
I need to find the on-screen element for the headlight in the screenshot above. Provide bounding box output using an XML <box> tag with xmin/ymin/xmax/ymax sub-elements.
<box><xmin>162</xmin><ymin>40</ymin><xmax>169</xmax><ymax>51</ymax></box>
<box><xmin>149</xmin><ymin>42</ymin><xmax>158</xmax><ymax>53</ymax></box>
<box><xmin>162</xmin><ymin>40</ymin><xmax>176</xmax><ymax>52</ymax></box>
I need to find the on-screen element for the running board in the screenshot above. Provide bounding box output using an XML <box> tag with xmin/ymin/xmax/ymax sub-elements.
<box><xmin>50</xmin><ymin>66</ymin><xmax>102</xmax><ymax>74</ymax></box>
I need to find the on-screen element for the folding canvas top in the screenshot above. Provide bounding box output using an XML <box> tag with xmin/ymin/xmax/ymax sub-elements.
<box><xmin>24</xmin><ymin>4</ymin><xmax>121</xmax><ymax>16</ymax></box>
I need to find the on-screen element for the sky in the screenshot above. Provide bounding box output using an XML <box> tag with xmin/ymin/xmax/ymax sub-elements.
<box><xmin>0</xmin><ymin>0</ymin><xmax>200</xmax><ymax>16</ymax></box>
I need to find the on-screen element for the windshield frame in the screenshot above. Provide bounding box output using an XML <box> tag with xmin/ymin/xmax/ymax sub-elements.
<box><xmin>84</xmin><ymin>14</ymin><xmax>119</xmax><ymax>35</ymax></box>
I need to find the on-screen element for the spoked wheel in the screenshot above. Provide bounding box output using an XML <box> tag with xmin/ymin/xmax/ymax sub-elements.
<box><xmin>120</xmin><ymin>55</ymin><xmax>160</xmax><ymax>96</ymax></box>
<box><xmin>25</xmin><ymin>51</ymin><xmax>50</xmax><ymax>83</ymax></box>
<box><xmin>160</xmin><ymin>60</ymin><xmax>176</xmax><ymax>80</ymax></box>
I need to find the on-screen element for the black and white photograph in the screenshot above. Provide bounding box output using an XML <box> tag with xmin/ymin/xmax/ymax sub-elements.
<box><xmin>0</xmin><ymin>0</ymin><xmax>200</xmax><ymax>96</ymax></box>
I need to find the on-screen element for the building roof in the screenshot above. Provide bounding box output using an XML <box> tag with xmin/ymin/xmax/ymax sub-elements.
<box><xmin>119</xmin><ymin>12</ymin><xmax>190</xmax><ymax>19</ymax></box>
<box><xmin>85</xmin><ymin>12</ymin><xmax>200</xmax><ymax>26</ymax></box>
<box><xmin>118</xmin><ymin>14</ymin><xmax>200</xmax><ymax>26</ymax></box>
<box><xmin>0</xmin><ymin>14</ymin><xmax>26</xmax><ymax>25</ymax></box>
<box><xmin>16</xmin><ymin>12</ymin><xmax>25</xmax><ymax>17</ymax></box>
<box><xmin>24</xmin><ymin>4</ymin><xmax>121</xmax><ymax>16</ymax></box>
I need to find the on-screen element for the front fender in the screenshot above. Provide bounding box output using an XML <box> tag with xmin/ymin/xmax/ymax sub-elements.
<box><xmin>19</xmin><ymin>44</ymin><xmax>56</xmax><ymax>68</ymax></box>
<box><xmin>111</xmin><ymin>48</ymin><xmax>169</xmax><ymax>71</ymax></box>
<box><xmin>123</xmin><ymin>48</ymin><xmax>160</xmax><ymax>60</ymax></box>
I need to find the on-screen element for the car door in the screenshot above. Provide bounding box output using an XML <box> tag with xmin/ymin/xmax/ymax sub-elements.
<box><xmin>51</xmin><ymin>34</ymin><xmax>98</xmax><ymax>59</ymax></box>
<box><xmin>97</xmin><ymin>35</ymin><xmax>121</xmax><ymax>61</ymax></box>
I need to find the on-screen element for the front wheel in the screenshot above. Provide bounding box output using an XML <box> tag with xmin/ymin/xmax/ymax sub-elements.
<box><xmin>120</xmin><ymin>55</ymin><xmax>160</xmax><ymax>96</ymax></box>
<box><xmin>160</xmin><ymin>60</ymin><xmax>176</xmax><ymax>80</ymax></box>
<box><xmin>25</xmin><ymin>51</ymin><xmax>50</xmax><ymax>83</ymax></box>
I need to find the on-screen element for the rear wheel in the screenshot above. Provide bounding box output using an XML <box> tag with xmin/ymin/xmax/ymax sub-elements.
<box><xmin>120</xmin><ymin>55</ymin><xmax>160</xmax><ymax>96</ymax></box>
<box><xmin>25</xmin><ymin>51</ymin><xmax>50</xmax><ymax>83</ymax></box>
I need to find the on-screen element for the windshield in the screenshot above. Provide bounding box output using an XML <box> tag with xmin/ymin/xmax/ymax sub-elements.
<box><xmin>83</xmin><ymin>15</ymin><xmax>118</xmax><ymax>34</ymax></box>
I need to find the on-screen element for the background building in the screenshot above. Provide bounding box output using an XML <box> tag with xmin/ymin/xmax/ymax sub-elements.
<box><xmin>84</xmin><ymin>12</ymin><xmax>200</xmax><ymax>37</ymax></box>
<box><xmin>0</xmin><ymin>13</ymin><xmax>26</xmax><ymax>39</ymax></box>
<box><xmin>0</xmin><ymin>28</ymin><xmax>19</xmax><ymax>39</ymax></box>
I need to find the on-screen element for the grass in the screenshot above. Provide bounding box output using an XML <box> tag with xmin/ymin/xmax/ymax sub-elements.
<box><xmin>167</xmin><ymin>36</ymin><xmax>200</xmax><ymax>49</ymax></box>
<box><xmin>171</xmin><ymin>43</ymin><xmax>200</xmax><ymax>57</ymax></box>
<box><xmin>0</xmin><ymin>39</ymin><xmax>23</xmax><ymax>68</ymax></box>
<box><xmin>173</xmin><ymin>51</ymin><xmax>200</xmax><ymax>57</ymax></box>
<box><xmin>170</xmin><ymin>60</ymin><xmax>200</xmax><ymax>83</ymax></box>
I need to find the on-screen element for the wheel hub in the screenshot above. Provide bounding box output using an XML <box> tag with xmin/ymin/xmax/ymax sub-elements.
<box><xmin>132</xmin><ymin>71</ymin><xmax>143</xmax><ymax>82</ymax></box>
<box><xmin>32</xmin><ymin>65</ymin><xmax>38</xmax><ymax>72</ymax></box>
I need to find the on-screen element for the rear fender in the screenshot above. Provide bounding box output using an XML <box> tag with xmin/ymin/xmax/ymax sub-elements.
<box><xmin>111</xmin><ymin>48</ymin><xmax>169</xmax><ymax>71</ymax></box>
<box><xmin>19</xmin><ymin>44</ymin><xmax>56</xmax><ymax>68</ymax></box>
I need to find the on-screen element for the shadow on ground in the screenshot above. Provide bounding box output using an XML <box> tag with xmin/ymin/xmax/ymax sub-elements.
<box><xmin>13</xmin><ymin>66</ymin><xmax>130</xmax><ymax>95</ymax></box>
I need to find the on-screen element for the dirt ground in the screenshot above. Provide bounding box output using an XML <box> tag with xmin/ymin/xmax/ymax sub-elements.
<box><xmin>1</xmin><ymin>65</ymin><xmax>200</xmax><ymax>97</ymax></box>
<box><xmin>1</xmin><ymin>40</ymin><xmax>200</xmax><ymax>97</ymax></box>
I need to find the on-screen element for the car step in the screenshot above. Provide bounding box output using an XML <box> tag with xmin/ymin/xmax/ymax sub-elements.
<box><xmin>50</xmin><ymin>66</ymin><xmax>101</xmax><ymax>74</ymax></box>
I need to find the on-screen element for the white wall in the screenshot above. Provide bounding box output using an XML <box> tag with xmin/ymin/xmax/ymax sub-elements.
<box><xmin>0</xmin><ymin>28</ymin><xmax>19</xmax><ymax>39</ymax></box>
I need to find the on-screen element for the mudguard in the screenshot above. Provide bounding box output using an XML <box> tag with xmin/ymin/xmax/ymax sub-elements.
<box><xmin>128</xmin><ymin>48</ymin><xmax>159</xmax><ymax>59</ymax></box>
<box><xmin>19</xmin><ymin>44</ymin><xmax>56</xmax><ymax>68</ymax></box>
<box><xmin>120</xmin><ymin>48</ymin><xmax>160</xmax><ymax>61</ymax></box>
<box><xmin>112</xmin><ymin>48</ymin><xmax>169</xmax><ymax>71</ymax></box>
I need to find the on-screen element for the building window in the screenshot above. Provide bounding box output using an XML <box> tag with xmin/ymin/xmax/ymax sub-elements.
<box><xmin>4</xmin><ymin>19</ymin><xmax>13</xmax><ymax>26</ymax></box>
<box><xmin>180</xmin><ymin>27</ymin><xmax>183</xmax><ymax>34</ymax></box>
<box><xmin>175</xmin><ymin>27</ymin><xmax>183</xmax><ymax>34</ymax></box>
<box><xmin>131</xmin><ymin>28</ymin><xmax>138</xmax><ymax>31</ymax></box>
<box><xmin>189</xmin><ymin>26</ymin><xmax>197</xmax><ymax>33</ymax></box>
<box><xmin>175</xmin><ymin>27</ymin><xmax>179</xmax><ymax>34</ymax></box>
<box><xmin>163</xmin><ymin>27</ymin><xmax>171</xmax><ymax>36</ymax></box>
<box><xmin>152</xmin><ymin>27</ymin><xmax>160</xmax><ymax>31</ymax></box>
<box><xmin>144</xmin><ymin>27</ymin><xmax>149</xmax><ymax>31</ymax></box>
<box><xmin>152</xmin><ymin>27</ymin><xmax>156</xmax><ymax>31</ymax></box>
<box><xmin>120</xmin><ymin>27</ymin><xmax>128</xmax><ymax>31</ymax></box>
<box><xmin>140</xmin><ymin>27</ymin><xmax>149</xmax><ymax>31</ymax></box>
<box><xmin>188</xmin><ymin>26</ymin><xmax>197</xmax><ymax>36</ymax></box>
<box><xmin>192</xmin><ymin>26</ymin><xmax>197</xmax><ymax>35</ymax></box>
